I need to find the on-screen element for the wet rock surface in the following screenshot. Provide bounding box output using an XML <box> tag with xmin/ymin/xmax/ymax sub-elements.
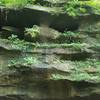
<box><xmin>0</xmin><ymin>0</ymin><xmax>100</xmax><ymax>100</ymax></box>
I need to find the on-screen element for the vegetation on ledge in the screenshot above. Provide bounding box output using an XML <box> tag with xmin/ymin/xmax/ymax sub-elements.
<box><xmin>0</xmin><ymin>0</ymin><xmax>100</xmax><ymax>16</ymax></box>
<box><xmin>63</xmin><ymin>0</ymin><xmax>100</xmax><ymax>16</ymax></box>
<box><xmin>0</xmin><ymin>0</ymin><xmax>100</xmax><ymax>99</ymax></box>
<box><xmin>51</xmin><ymin>59</ymin><xmax>100</xmax><ymax>83</ymax></box>
<box><xmin>0</xmin><ymin>35</ymin><xmax>90</xmax><ymax>51</ymax></box>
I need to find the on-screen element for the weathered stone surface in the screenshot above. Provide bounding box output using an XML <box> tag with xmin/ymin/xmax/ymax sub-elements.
<box><xmin>0</xmin><ymin>38</ymin><xmax>99</xmax><ymax>61</ymax></box>
<box><xmin>0</xmin><ymin>55</ymin><xmax>100</xmax><ymax>82</ymax></box>
<box><xmin>0</xmin><ymin>60</ymin><xmax>100</xmax><ymax>99</ymax></box>
<box><xmin>0</xmin><ymin>1</ymin><xmax>100</xmax><ymax>100</ymax></box>
<box><xmin>24</xmin><ymin>25</ymin><xmax>88</xmax><ymax>43</ymax></box>
<box><xmin>0</xmin><ymin>5</ymin><xmax>79</xmax><ymax>31</ymax></box>
<box><xmin>0</xmin><ymin>26</ymin><xmax>23</xmax><ymax>38</ymax></box>
<box><xmin>0</xmin><ymin>6</ymin><xmax>100</xmax><ymax>32</ymax></box>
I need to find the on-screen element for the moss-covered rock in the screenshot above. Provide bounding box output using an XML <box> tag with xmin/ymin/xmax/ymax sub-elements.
<box><xmin>0</xmin><ymin>0</ymin><xmax>100</xmax><ymax>100</ymax></box>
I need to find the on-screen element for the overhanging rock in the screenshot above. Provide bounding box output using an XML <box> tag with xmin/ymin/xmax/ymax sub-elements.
<box><xmin>0</xmin><ymin>5</ymin><xmax>80</xmax><ymax>31</ymax></box>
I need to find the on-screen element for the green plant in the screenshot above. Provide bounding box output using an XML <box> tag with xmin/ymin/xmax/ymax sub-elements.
<box><xmin>51</xmin><ymin>59</ymin><xmax>100</xmax><ymax>82</ymax></box>
<box><xmin>0</xmin><ymin>0</ymin><xmax>37</xmax><ymax>8</ymax></box>
<box><xmin>63</xmin><ymin>0</ymin><xmax>86</xmax><ymax>16</ymax></box>
<box><xmin>25</xmin><ymin>25</ymin><xmax>40</xmax><ymax>38</ymax></box>
<box><xmin>35</xmin><ymin>43</ymin><xmax>87</xmax><ymax>51</ymax></box>
<box><xmin>0</xmin><ymin>0</ymin><xmax>29</xmax><ymax>8</ymax></box>
<box><xmin>63</xmin><ymin>0</ymin><xmax>100</xmax><ymax>16</ymax></box>
<box><xmin>85</xmin><ymin>25</ymin><xmax>100</xmax><ymax>32</ymax></box>
<box><xmin>8</xmin><ymin>34</ymin><xmax>27</xmax><ymax>50</ymax></box>
<box><xmin>8</xmin><ymin>34</ymin><xmax>18</xmax><ymax>41</ymax></box>
<box><xmin>8</xmin><ymin>56</ymin><xmax>39</xmax><ymax>66</ymax></box>
<box><xmin>23</xmin><ymin>56</ymin><xmax>38</xmax><ymax>64</ymax></box>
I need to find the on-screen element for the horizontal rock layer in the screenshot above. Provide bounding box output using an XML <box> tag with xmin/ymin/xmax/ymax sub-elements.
<box><xmin>0</xmin><ymin>1</ymin><xmax>100</xmax><ymax>100</ymax></box>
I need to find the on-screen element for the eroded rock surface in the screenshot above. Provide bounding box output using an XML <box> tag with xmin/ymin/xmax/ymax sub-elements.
<box><xmin>0</xmin><ymin>0</ymin><xmax>100</xmax><ymax>100</ymax></box>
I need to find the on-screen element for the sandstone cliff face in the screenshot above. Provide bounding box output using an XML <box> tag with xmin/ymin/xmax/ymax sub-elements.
<box><xmin>0</xmin><ymin>0</ymin><xmax>100</xmax><ymax>100</ymax></box>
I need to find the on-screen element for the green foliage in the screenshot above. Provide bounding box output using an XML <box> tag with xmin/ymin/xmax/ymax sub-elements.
<box><xmin>0</xmin><ymin>0</ymin><xmax>28</xmax><ymax>8</ymax></box>
<box><xmin>62</xmin><ymin>31</ymin><xmax>81</xmax><ymax>43</ymax></box>
<box><xmin>8</xmin><ymin>34</ymin><xmax>27</xmax><ymax>50</ymax></box>
<box><xmin>75</xmin><ymin>59</ymin><xmax>100</xmax><ymax>69</ymax></box>
<box><xmin>63</xmin><ymin>0</ymin><xmax>100</xmax><ymax>16</ymax></box>
<box><xmin>85</xmin><ymin>0</ymin><xmax>100</xmax><ymax>7</ymax></box>
<box><xmin>0</xmin><ymin>34</ymin><xmax>88</xmax><ymax>51</ymax></box>
<box><xmin>0</xmin><ymin>0</ymin><xmax>36</xmax><ymax>8</ymax></box>
<box><xmin>1</xmin><ymin>34</ymin><xmax>87</xmax><ymax>51</ymax></box>
<box><xmin>8</xmin><ymin>34</ymin><xmax>18</xmax><ymax>41</ymax></box>
<box><xmin>36</xmin><ymin>43</ymin><xmax>87</xmax><ymax>51</ymax></box>
<box><xmin>51</xmin><ymin>59</ymin><xmax>100</xmax><ymax>82</ymax></box>
<box><xmin>63</xmin><ymin>0</ymin><xmax>86</xmax><ymax>16</ymax></box>
<box><xmin>85</xmin><ymin>25</ymin><xmax>100</xmax><ymax>32</ymax></box>
<box><xmin>23</xmin><ymin>56</ymin><xmax>38</xmax><ymax>65</ymax></box>
<box><xmin>8</xmin><ymin>56</ymin><xmax>39</xmax><ymax>66</ymax></box>
<box><xmin>25</xmin><ymin>25</ymin><xmax>40</xmax><ymax>38</ymax></box>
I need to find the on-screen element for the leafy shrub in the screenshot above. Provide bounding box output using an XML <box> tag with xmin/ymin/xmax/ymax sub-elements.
<box><xmin>0</xmin><ymin>0</ymin><xmax>28</xmax><ymax>8</ymax></box>
<box><xmin>63</xmin><ymin>0</ymin><xmax>86</xmax><ymax>16</ymax></box>
<box><xmin>63</xmin><ymin>0</ymin><xmax>100</xmax><ymax>16</ymax></box>
<box><xmin>8</xmin><ymin>34</ymin><xmax>27</xmax><ymax>50</ymax></box>
<box><xmin>25</xmin><ymin>25</ymin><xmax>40</xmax><ymax>38</ymax></box>
<box><xmin>0</xmin><ymin>0</ymin><xmax>36</xmax><ymax>8</ymax></box>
